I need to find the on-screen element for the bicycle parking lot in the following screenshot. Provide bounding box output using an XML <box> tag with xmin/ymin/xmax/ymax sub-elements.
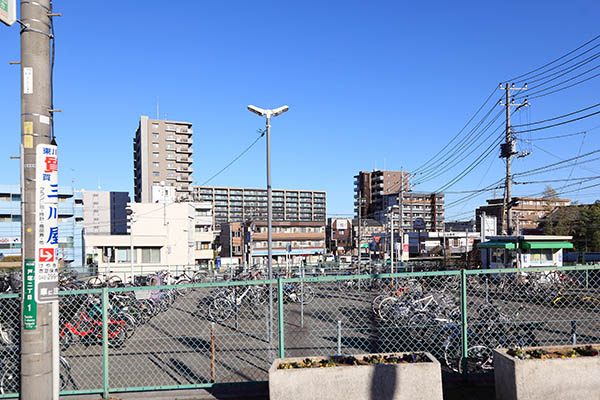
<box><xmin>0</xmin><ymin>263</ymin><xmax>597</xmax><ymax>397</ymax></box>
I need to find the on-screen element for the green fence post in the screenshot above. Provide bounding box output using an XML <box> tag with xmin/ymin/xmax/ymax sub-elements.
<box><xmin>460</xmin><ymin>268</ymin><xmax>468</xmax><ymax>378</ymax></box>
<box><xmin>102</xmin><ymin>288</ymin><xmax>110</xmax><ymax>398</ymax></box>
<box><xmin>277</xmin><ymin>276</ymin><xmax>285</xmax><ymax>359</ymax></box>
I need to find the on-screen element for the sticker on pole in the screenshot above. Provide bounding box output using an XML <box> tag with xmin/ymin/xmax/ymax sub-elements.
<box><xmin>35</xmin><ymin>144</ymin><xmax>59</xmax><ymax>303</ymax></box>
<box><xmin>23</xmin><ymin>259</ymin><xmax>37</xmax><ymax>329</ymax></box>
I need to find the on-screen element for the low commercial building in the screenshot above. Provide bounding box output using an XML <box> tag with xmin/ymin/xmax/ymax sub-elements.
<box><xmin>85</xmin><ymin>202</ymin><xmax>197</xmax><ymax>279</ymax></box>
<box><xmin>352</xmin><ymin>218</ymin><xmax>386</xmax><ymax>259</ymax></box>
<box><xmin>407</xmin><ymin>231</ymin><xmax>480</xmax><ymax>256</ymax></box>
<box><xmin>478</xmin><ymin>235</ymin><xmax>573</xmax><ymax>268</ymax></box>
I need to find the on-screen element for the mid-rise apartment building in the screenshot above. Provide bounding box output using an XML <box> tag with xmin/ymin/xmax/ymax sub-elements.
<box><xmin>0</xmin><ymin>184</ymin><xmax>84</xmax><ymax>270</ymax></box>
<box><xmin>193</xmin><ymin>186</ymin><xmax>326</xmax><ymax>231</ymax></box>
<box><xmin>326</xmin><ymin>218</ymin><xmax>353</xmax><ymax>254</ymax></box>
<box><xmin>82</xmin><ymin>190</ymin><xmax>130</xmax><ymax>235</ymax></box>
<box><xmin>220</xmin><ymin>220</ymin><xmax>326</xmax><ymax>265</ymax></box>
<box><xmin>375</xmin><ymin>192</ymin><xmax>445</xmax><ymax>233</ymax></box>
<box><xmin>475</xmin><ymin>197</ymin><xmax>571</xmax><ymax>235</ymax></box>
<box><xmin>354</xmin><ymin>170</ymin><xmax>410</xmax><ymax>217</ymax></box>
<box><xmin>193</xmin><ymin>202</ymin><xmax>214</xmax><ymax>266</ymax></box>
<box><xmin>134</xmin><ymin>116</ymin><xmax>194</xmax><ymax>203</ymax></box>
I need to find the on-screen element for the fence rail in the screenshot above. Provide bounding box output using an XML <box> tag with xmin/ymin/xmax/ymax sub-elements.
<box><xmin>0</xmin><ymin>265</ymin><xmax>598</xmax><ymax>397</ymax></box>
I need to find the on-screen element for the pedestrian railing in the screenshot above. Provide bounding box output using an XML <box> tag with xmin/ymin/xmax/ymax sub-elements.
<box><xmin>0</xmin><ymin>265</ymin><xmax>598</xmax><ymax>397</ymax></box>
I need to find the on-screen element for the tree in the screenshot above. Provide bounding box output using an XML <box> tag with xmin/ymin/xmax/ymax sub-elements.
<box><xmin>542</xmin><ymin>185</ymin><xmax>559</xmax><ymax>199</ymax></box>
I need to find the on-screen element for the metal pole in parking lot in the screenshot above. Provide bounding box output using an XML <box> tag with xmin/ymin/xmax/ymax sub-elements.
<box><xmin>248</xmin><ymin>104</ymin><xmax>289</xmax><ymax>356</ymax></box>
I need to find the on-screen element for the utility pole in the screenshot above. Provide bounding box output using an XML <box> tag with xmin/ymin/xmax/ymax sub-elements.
<box><xmin>357</xmin><ymin>192</ymin><xmax>362</xmax><ymax>267</ymax></box>
<box><xmin>499</xmin><ymin>83</ymin><xmax>528</xmax><ymax>235</ymax></box>
<box><xmin>20</xmin><ymin>0</ymin><xmax>58</xmax><ymax>399</ymax></box>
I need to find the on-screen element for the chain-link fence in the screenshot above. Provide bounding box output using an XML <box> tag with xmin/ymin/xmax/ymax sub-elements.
<box><xmin>0</xmin><ymin>265</ymin><xmax>597</xmax><ymax>397</ymax></box>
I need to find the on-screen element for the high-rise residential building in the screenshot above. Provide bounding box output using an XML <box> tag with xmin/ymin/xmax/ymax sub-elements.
<box><xmin>82</xmin><ymin>190</ymin><xmax>130</xmax><ymax>235</ymax></box>
<box><xmin>354</xmin><ymin>170</ymin><xmax>410</xmax><ymax>217</ymax></box>
<box><xmin>475</xmin><ymin>197</ymin><xmax>571</xmax><ymax>235</ymax></box>
<box><xmin>0</xmin><ymin>184</ymin><xmax>85</xmax><ymax>270</ymax></box>
<box><xmin>192</xmin><ymin>186</ymin><xmax>327</xmax><ymax>231</ymax></box>
<box><xmin>134</xmin><ymin>116</ymin><xmax>194</xmax><ymax>203</ymax></box>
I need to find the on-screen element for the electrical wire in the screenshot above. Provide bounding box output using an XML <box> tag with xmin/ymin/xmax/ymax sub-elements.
<box><xmin>196</xmin><ymin>130</ymin><xmax>265</xmax><ymax>187</ymax></box>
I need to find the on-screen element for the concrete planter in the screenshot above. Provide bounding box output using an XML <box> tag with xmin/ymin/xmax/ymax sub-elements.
<box><xmin>494</xmin><ymin>345</ymin><xmax>600</xmax><ymax>400</ymax></box>
<box><xmin>269</xmin><ymin>352</ymin><xmax>443</xmax><ymax>400</ymax></box>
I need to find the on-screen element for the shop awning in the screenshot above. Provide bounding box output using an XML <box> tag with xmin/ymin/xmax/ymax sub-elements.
<box><xmin>521</xmin><ymin>241</ymin><xmax>573</xmax><ymax>250</ymax></box>
<box><xmin>477</xmin><ymin>241</ymin><xmax>515</xmax><ymax>249</ymax></box>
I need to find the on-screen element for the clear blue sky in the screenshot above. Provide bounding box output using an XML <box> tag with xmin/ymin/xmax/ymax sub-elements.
<box><xmin>1</xmin><ymin>1</ymin><xmax>599</xmax><ymax>219</ymax></box>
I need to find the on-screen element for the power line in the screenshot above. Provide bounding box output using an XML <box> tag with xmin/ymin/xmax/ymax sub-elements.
<box><xmin>512</xmin><ymin>103</ymin><xmax>600</xmax><ymax>128</ymax></box>
<box><xmin>514</xmin><ymin>110</ymin><xmax>600</xmax><ymax>134</ymax></box>
<box><xmin>196</xmin><ymin>130</ymin><xmax>265</xmax><ymax>187</ymax></box>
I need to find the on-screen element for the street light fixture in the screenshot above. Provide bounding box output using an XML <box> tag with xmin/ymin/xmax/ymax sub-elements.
<box><xmin>247</xmin><ymin>104</ymin><xmax>289</xmax><ymax>347</ymax></box>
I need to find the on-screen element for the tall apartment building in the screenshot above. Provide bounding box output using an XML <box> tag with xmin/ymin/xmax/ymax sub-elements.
<box><xmin>82</xmin><ymin>190</ymin><xmax>130</xmax><ymax>235</ymax></box>
<box><xmin>354</xmin><ymin>170</ymin><xmax>410</xmax><ymax>217</ymax></box>
<box><xmin>193</xmin><ymin>186</ymin><xmax>326</xmax><ymax>231</ymax></box>
<box><xmin>0</xmin><ymin>184</ymin><xmax>85</xmax><ymax>270</ymax></box>
<box><xmin>476</xmin><ymin>197</ymin><xmax>571</xmax><ymax>235</ymax></box>
<box><xmin>134</xmin><ymin>116</ymin><xmax>194</xmax><ymax>203</ymax></box>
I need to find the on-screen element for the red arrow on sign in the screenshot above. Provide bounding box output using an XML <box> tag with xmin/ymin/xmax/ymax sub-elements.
<box><xmin>39</xmin><ymin>248</ymin><xmax>55</xmax><ymax>262</ymax></box>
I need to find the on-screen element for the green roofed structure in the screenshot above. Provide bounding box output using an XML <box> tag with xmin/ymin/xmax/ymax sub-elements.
<box><xmin>477</xmin><ymin>235</ymin><xmax>573</xmax><ymax>269</ymax></box>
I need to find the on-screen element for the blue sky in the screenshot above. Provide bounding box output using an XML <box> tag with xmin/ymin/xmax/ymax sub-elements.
<box><xmin>1</xmin><ymin>1</ymin><xmax>599</xmax><ymax>219</ymax></box>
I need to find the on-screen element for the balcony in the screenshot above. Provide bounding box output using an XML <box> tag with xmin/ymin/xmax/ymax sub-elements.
<box><xmin>176</xmin><ymin>156</ymin><xmax>193</xmax><ymax>163</ymax></box>
<box><xmin>176</xmin><ymin>137</ymin><xmax>193</xmax><ymax>145</ymax></box>
<box><xmin>176</xmin><ymin>186</ymin><xmax>192</xmax><ymax>192</ymax></box>
<box><xmin>165</xmin><ymin>135</ymin><xmax>176</xmax><ymax>142</ymax></box>
<box><xmin>177</xmin><ymin>166</ymin><xmax>193</xmax><ymax>173</ymax></box>
<box><xmin>176</xmin><ymin>127</ymin><xmax>193</xmax><ymax>135</ymax></box>
<box><xmin>176</xmin><ymin>175</ymin><xmax>193</xmax><ymax>182</ymax></box>
<box><xmin>167</xmin><ymin>164</ymin><xmax>177</xmax><ymax>170</ymax></box>
<box><xmin>176</xmin><ymin>146</ymin><xmax>193</xmax><ymax>154</ymax></box>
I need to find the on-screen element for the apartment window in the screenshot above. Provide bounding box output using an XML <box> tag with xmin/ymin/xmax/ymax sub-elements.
<box><xmin>167</xmin><ymin>144</ymin><xmax>173</xmax><ymax>150</ymax></box>
<box><xmin>153</xmin><ymin>143</ymin><xmax>159</xmax><ymax>149</ymax></box>
<box><xmin>11</xmin><ymin>215</ymin><xmax>21</xmax><ymax>222</ymax></box>
<box><xmin>142</xmin><ymin>248</ymin><xmax>161</xmax><ymax>263</ymax></box>
<box><xmin>153</xmin><ymin>162</ymin><xmax>159</xmax><ymax>168</ymax></box>
<box><xmin>153</xmin><ymin>172</ymin><xmax>160</xmax><ymax>177</ymax></box>
<box><xmin>153</xmin><ymin>133</ymin><xmax>159</xmax><ymax>139</ymax></box>
<box><xmin>152</xmin><ymin>123</ymin><xmax>159</xmax><ymax>130</ymax></box>
<box><xmin>167</xmin><ymin>163</ymin><xmax>174</xmax><ymax>169</ymax></box>
<box><xmin>153</xmin><ymin>152</ymin><xmax>159</xmax><ymax>158</ymax></box>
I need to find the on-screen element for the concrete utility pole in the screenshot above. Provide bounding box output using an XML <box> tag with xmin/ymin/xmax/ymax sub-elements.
<box><xmin>357</xmin><ymin>192</ymin><xmax>362</xmax><ymax>267</ymax></box>
<box><xmin>499</xmin><ymin>83</ymin><xmax>528</xmax><ymax>235</ymax></box>
<box><xmin>20</xmin><ymin>0</ymin><xmax>57</xmax><ymax>398</ymax></box>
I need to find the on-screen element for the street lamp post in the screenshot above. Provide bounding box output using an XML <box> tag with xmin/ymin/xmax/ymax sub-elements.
<box><xmin>247</xmin><ymin>104</ymin><xmax>289</xmax><ymax>349</ymax></box>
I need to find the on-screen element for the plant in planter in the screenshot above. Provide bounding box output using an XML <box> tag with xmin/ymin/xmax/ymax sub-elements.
<box><xmin>494</xmin><ymin>344</ymin><xmax>600</xmax><ymax>400</ymax></box>
<box><xmin>269</xmin><ymin>352</ymin><xmax>442</xmax><ymax>400</ymax></box>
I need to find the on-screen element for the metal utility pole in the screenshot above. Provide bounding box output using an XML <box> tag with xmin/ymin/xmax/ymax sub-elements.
<box><xmin>499</xmin><ymin>83</ymin><xmax>528</xmax><ymax>235</ymax></box>
<box><xmin>247</xmin><ymin>104</ymin><xmax>288</xmax><ymax>352</ymax></box>
<box><xmin>389</xmin><ymin>207</ymin><xmax>394</xmax><ymax>273</ymax></box>
<box><xmin>20</xmin><ymin>0</ymin><xmax>58</xmax><ymax>398</ymax></box>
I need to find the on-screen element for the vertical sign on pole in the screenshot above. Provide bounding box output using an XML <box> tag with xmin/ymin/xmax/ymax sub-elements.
<box><xmin>23</xmin><ymin>259</ymin><xmax>36</xmax><ymax>329</ymax></box>
<box><xmin>0</xmin><ymin>0</ymin><xmax>16</xmax><ymax>26</ymax></box>
<box><xmin>35</xmin><ymin>144</ymin><xmax>59</xmax><ymax>303</ymax></box>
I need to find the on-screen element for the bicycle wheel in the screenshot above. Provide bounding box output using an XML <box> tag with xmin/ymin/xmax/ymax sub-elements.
<box><xmin>107</xmin><ymin>276</ymin><xmax>123</xmax><ymax>288</ymax></box>
<box><xmin>107</xmin><ymin>322</ymin><xmax>127</xmax><ymax>348</ymax></box>
<box><xmin>581</xmin><ymin>296</ymin><xmax>600</xmax><ymax>310</ymax></box>
<box><xmin>208</xmin><ymin>297</ymin><xmax>233</xmax><ymax>322</ymax></box>
<box><xmin>443</xmin><ymin>332</ymin><xmax>462</xmax><ymax>372</ymax></box>
<box><xmin>0</xmin><ymin>361</ymin><xmax>18</xmax><ymax>394</ymax></box>
<box><xmin>175</xmin><ymin>279</ymin><xmax>191</xmax><ymax>296</ymax></box>
<box><xmin>459</xmin><ymin>345</ymin><xmax>494</xmax><ymax>374</ymax></box>
<box><xmin>87</xmin><ymin>277</ymin><xmax>103</xmax><ymax>288</ymax></box>
<box><xmin>299</xmin><ymin>285</ymin><xmax>315</xmax><ymax>305</ymax></box>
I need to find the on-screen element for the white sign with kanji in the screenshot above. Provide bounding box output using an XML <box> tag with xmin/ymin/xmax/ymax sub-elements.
<box><xmin>35</xmin><ymin>144</ymin><xmax>59</xmax><ymax>303</ymax></box>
